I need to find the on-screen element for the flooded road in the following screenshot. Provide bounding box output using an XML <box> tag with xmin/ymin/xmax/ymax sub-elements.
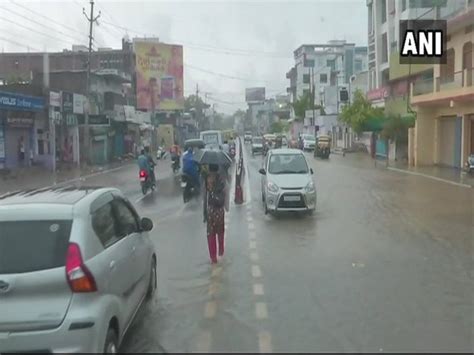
<box><xmin>81</xmin><ymin>146</ymin><xmax>472</xmax><ymax>352</ymax></box>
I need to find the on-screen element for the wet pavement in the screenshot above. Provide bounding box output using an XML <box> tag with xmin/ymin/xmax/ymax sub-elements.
<box><xmin>41</xmin><ymin>145</ymin><xmax>473</xmax><ymax>352</ymax></box>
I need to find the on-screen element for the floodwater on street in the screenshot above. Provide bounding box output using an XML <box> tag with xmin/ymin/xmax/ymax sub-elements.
<box><xmin>81</xmin><ymin>145</ymin><xmax>474</xmax><ymax>353</ymax></box>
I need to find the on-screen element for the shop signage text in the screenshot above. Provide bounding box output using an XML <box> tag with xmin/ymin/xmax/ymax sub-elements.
<box><xmin>62</xmin><ymin>92</ymin><xmax>74</xmax><ymax>113</ymax></box>
<box><xmin>7</xmin><ymin>117</ymin><xmax>34</xmax><ymax>127</ymax></box>
<box><xmin>49</xmin><ymin>91</ymin><xmax>61</xmax><ymax>107</ymax></box>
<box><xmin>0</xmin><ymin>91</ymin><xmax>44</xmax><ymax>111</ymax></box>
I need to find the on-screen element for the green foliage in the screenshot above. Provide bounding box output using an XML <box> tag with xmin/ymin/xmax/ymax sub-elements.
<box><xmin>380</xmin><ymin>114</ymin><xmax>415</xmax><ymax>142</ymax></box>
<box><xmin>270</xmin><ymin>120</ymin><xmax>288</xmax><ymax>134</ymax></box>
<box><xmin>339</xmin><ymin>89</ymin><xmax>384</xmax><ymax>133</ymax></box>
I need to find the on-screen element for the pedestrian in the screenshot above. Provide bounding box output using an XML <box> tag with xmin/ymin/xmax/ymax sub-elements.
<box><xmin>18</xmin><ymin>136</ymin><xmax>25</xmax><ymax>167</ymax></box>
<box><xmin>203</xmin><ymin>163</ymin><xmax>226</xmax><ymax>264</ymax></box>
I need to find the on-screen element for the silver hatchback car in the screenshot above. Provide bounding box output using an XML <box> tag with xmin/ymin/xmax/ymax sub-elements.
<box><xmin>259</xmin><ymin>148</ymin><xmax>317</xmax><ymax>215</ymax></box>
<box><xmin>0</xmin><ymin>186</ymin><xmax>156</xmax><ymax>353</ymax></box>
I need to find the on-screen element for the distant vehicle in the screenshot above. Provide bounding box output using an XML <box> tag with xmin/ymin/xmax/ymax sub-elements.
<box><xmin>0</xmin><ymin>186</ymin><xmax>156</xmax><ymax>353</ymax></box>
<box><xmin>466</xmin><ymin>154</ymin><xmax>474</xmax><ymax>174</ymax></box>
<box><xmin>251</xmin><ymin>136</ymin><xmax>264</xmax><ymax>156</ymax></box>
<box><xmin>184</xmin><ymin>139</ymin><xmax>205</xmax><ymax>151</ymax></box>
<box><xmin>259</xmin><ymin>148</ymin><xmax>316</xmax><ymax>216</ymax></box>
<box><xmin>244</xmin><ymin>131</ymin><xmax>253</xmax><ymax>143</ymax></box>
<box><xmin>139</xmin><ymin>164</ymin><xmax>156</xmax><ymax>195</ymax></box>
<box><xmin>301</xmin><ymin>134</ymin><xmax>316</xmax><ymax>151</ymax></box>
<box><xmin>200</xmin><ymin>130</ymin><xmax>223</xmax><ymax>150</ymax></box>
<box><xmin>314</xmin><ymin>135</ymin><xmax>331</xmax><ymax>159</ymax></box>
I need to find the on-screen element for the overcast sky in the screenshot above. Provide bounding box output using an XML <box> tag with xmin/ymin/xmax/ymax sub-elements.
<box><xmin>0</xmin><ymin>0</ymin><xmax>367</xmax><ymax>113</ymax></box>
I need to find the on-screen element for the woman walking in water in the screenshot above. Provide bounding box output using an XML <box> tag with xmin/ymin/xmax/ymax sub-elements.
<box><xmin>203</xmin><ymin>163</ymin><xmax>226</xmax><ymax>264</ymax></box>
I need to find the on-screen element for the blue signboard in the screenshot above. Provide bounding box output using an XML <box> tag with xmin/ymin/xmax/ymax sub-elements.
<box><xmin>0</xmin><ymin>91</ymin><xmax>44</xmax><ymax>112</ymax></box>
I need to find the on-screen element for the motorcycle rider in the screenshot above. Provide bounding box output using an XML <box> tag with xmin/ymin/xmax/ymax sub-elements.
<box><xmin>182</xmin><ymin>147</ymin><xmax>200</xmax><ymax>192</ymax></box>
<box><xmin>170</xmin><ymin>144</ymin><xmax>181</xmax><ymax>170</ymax></box>
<box><xmin>144</xmin><ymin>146</ymin><xmax>156</xmax><ymax>184</ymax></box>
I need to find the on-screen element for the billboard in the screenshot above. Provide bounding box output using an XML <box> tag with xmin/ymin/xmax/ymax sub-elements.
<box><xmin>245</xmin><ymin>87</ymin><xmax>265</xmax><ymax>102</ymax></box>
<box><xmin>134</xmin><ymin>41</ymin><xmax>184</xmax><ymax>111</ymax></box>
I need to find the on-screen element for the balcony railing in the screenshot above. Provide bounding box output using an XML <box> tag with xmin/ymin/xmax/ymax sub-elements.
<box><xmin>412</xmin><ymin>77</ymin><xmax>434</xmax><ymax>96</ymax></box>
<box><xmin>437</xmin><ymin>71</ymin><xmax>463</xmax><ymax>91</ymax></box>
<box><xmin>412</xmin><ymin>68</ymin><xmax>473</xmax><ymax>97</ymax></box>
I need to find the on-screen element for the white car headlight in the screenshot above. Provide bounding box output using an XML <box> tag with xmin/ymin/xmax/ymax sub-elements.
<box><xmin>267</xmin><ymin>181</ymin><xmax>279</xmax><ymax>193</ymax></box>
<box><xmin>305</xmin><ymin>181</ymin><xmax>315</xmax><ymax>193</ymax></box>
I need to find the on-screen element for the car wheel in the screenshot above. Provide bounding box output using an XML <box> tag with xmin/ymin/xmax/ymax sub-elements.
<box><xmin>147</xmin><ymin>257</ymin><xmax>157</xmax><ymax>300</ymax></box>
<box><xmin>263</xmin><ymin>198</ymin><xmax>268</xmax><ymax>215</ymax></box>
<box><xmin>307</xmin><ymin>209</ymin><xmax>314</xmax><ymax>216</ymax></box>
<box><xmin>103</xmin><ymin>327</ymin><xmax>118</xmax><ymax>354</ymax></box>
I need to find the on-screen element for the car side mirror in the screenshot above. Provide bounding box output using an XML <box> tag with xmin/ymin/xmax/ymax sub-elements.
<box><xmin>140</xmin><ymin>217</ymin><xmax>153</xmax><ymax>232</ymax></box>
<box><xmin>310</xmin><ymin>168</ymin><xmax>314</xmax><ymax>174</ymax></box>
<box><xmin>259</xmin><ymin>168</ymin><xmax>266</xmax><ymax>175</ymax></box>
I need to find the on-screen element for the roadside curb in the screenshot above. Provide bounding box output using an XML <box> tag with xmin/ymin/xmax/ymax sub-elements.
<box><xmin>387</xmin><ymin>166</ymin><xmax>472</xmax><ymax>189</ymax></box>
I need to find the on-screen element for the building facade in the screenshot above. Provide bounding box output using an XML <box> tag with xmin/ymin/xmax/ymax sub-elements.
<box><xmin>410</xmin><ymin>6</ymin><xmax>474</xmax><ymax>168</ymax></box>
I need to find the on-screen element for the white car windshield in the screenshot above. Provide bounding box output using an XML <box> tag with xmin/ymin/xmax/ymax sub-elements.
<box><xmin>303</xmin><ymin>135</ymin><xmax>315</xmax><ymax>141</ymax></box>
<box><xmin>268</xmin><ymin>154</ymin><xmax>309</xmax><ymax>174</ymax></box>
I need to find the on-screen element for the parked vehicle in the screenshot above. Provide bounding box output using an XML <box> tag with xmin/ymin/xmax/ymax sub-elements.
<box><xmin>0</xmin><ymin>186</ymin><xmax>156</xmax><ymax>353</ymax></box>
<box><xmin>259</xmin><ymin>148</ymin><xmax>316</xmax><ymax>216</ymax></box>
<box><xmin>251</xmin><ymin>136</ymin><xmax>264</xmax><ymax>156</ymax></box>
<box><xmin>139</xmin><ymin>167</ymin><xmax>155</xmax><ymax>195</ymax></box>
<box><xmin>301</xmin><ymin>134</ymin><xmax>316</xmax><ymax>151</ymax></box>
<box><xmin>314</xmin><ymin>135</ymin><xmax>331</xmax><ymax>159</ymax></box>
<box><xmin>466</xmin><ymin>154</ymin><xmax>474</xmax><ymax>174</ymax></box>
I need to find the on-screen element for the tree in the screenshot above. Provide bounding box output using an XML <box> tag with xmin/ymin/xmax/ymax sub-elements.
<box><xmin>270</xmin><ymin>120</ymin><xmax>289</xmax><ymax>134</ymax></box>
<box><xmin>380</xmin><ymin>114</ymin><xmax>415</xmax><ymax>143</ymax></box>
<box><xmin>184</xmin><ymin>95</ymin><xmax>211</xmax><ymax>130</ymax></box>
<box><xmin>339</xmin><ymin>89</ymin><xmax>384</xmax><ymax>133</ymax></box>
<box><xmin>291</xmin><ymin>91</ymin><xmax>325</xmax><ymax>120</ymax></box>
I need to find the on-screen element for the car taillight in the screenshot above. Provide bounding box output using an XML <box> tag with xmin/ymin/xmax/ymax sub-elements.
<box><xmin>66</xmin><ymin>243</ymin><xmax>97</xmax><ymax>293</ymax></box>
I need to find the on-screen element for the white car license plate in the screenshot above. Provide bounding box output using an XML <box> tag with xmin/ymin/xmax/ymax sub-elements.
<box><xmin>140</xmin><ymin>177</ymin><xmax>146</xmax><ymax>182</ymax></box>
<box><xmin>284</xmin><ymin>195</ymin><xmax>300</xmax><ymax>202</ymax></box>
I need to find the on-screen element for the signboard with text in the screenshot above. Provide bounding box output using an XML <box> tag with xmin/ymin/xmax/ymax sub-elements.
<box><xmin>0</xmin><ymin>91</ymin><xmax>44</xmax><ymax>111</ymax></box>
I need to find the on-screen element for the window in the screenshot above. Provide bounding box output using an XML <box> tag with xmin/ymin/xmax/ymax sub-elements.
<box><xmin>402</xmin><ymin>0</ymin><xmax>407</xmax><ymax>11</ymax></box>
<box><xmin>381</xmin><ymin>0</ymin><xmax>387</xmax><ymax>23</ymax></box>
<box><xmin>326</xmin><ymin>59</ymin><xmax>335</xmax><ymax>71</ymax></box>
<box><xmin>303</xmin><ymin>74</ymin><xmax>310</xmax><ymax>84</ymax></box>
<box><xmin>354</xmin><ymin>60</ymin><xmax>363</xmax><ymax>72</ymax></box>
<box><xmin>303</xmin><ymin>89</ymin><xmax>310</xmax><ymax>97</ymax></box>
<box><xmin>112</xmin><ymin>199</ymin><xmax>139</xmax><ymax>237</ymax></box>
<box><xmin>92</xmin><ymin>202</ymin><xmax>118</xmax><ymax>247</ymax></box>
<box><xmin>0</xmin><ymin>220</ymin><xmax>72</xmax><ymax>274</ymax></box>
<box><xmin>382</xmin><ymin>33</ymin><xmax>388</xmax><ymax>63</ymax></box>
<box><xmin>320</xmin><ymin>73</ymin><xmax>328</xmax><ymax>83</ymax></box>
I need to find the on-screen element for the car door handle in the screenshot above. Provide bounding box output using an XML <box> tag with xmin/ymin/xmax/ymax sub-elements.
<box><xmin>109</xmin><ymin>261</ymin><xmax>116</xmax><ymax>270</ymax></box>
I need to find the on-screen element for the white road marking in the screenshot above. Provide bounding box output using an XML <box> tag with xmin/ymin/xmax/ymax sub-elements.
<box><xmin>255</xmin><ymin>302</ymin><xmax>268</xmax><ymax>319</ymax></box>
<box><xmin>252</xmin><ymin>265</ymin><xmax>262</xmax><ymax>278</ymax></box>
<box><xmin>211</xmin><ymin>266</ymin><xmax>222</xmax><ymax>278</ymax></box>
<box><xmin>250</xmin><ymin>251</ymin><xmax>259</xmax><ymax>261</ymax></box>
<box><xmin>208</xmin><ymin>282</ymin><xmax>218</xmax><ymax>296</ymax></box>
<box><xmin>248</xmin><ymin>222</ymin><xmax>255</xmax><ymax>230</ymax></box>
<box><xmin>387</xmin><ymin>166</ymin><xmax>472</xmax><ymax>189</ymax></box>
<box><xmin>258</xmin><ymin>331</ymin><xmax>273</xmax><ymax>353</ymax></box>
<box><xmin>204</xmin><ymin>300</ymin><xmax>217</xmax><ymax>319</ymax></box>
<box><xmin>253</xmin><ymin>283</ymin><xmax>264</xmax><ymax>296</ymax></box>
<box><xmin>195</xmin><ymin>330</ymin><xmax>212</xmax><ymax>353</ymax></box>
<box><xmin>249</xmin><ymin>240</ymin><xmax>257</xmax><ymax>249</ymax></box>
<box><xmin>247</xmin><ymin>216</ymin><xmax>253</xmax><ymax>223</ymax></box>
<box><xmin>249</xmin><ymin>231</ymin><xmax>256</xmax><ymax>240</ymax></box>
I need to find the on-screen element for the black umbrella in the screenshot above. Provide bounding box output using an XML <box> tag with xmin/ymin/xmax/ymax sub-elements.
<box><xmin>194</xmin><ymin>148</ymin><xmax>232</xmax><ymax>166</ymax></box>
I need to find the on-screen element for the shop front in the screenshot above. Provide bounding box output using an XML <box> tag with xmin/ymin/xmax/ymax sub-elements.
<box><xmin>0</xmin><ymin>91</ymin><xmax>45</xmax><ymax>170</ymax></box>
<box><xmin>79</xmin><ymin>113</ymin><xmax>111</xmax><ymax>165</ymax></box>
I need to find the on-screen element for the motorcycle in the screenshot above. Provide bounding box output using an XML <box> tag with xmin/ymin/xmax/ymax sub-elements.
<box><xmin>465</xmin><ymin>154</ymin><xmax>474</xmax><ymax>174</ymax></box>
<box><xmin>181</xmin><ymin>174</ymin><xmax>199</xmax><ymax>203</ymax></box>
<box><xmin>139</xmin><ymin>168</ymin><xmax>156</xmax><ymax>195</ymax></box>
<box><xmin>171</xmin><ymin>156</ymin><xmax>180</xmax><ymax>174</ymax></box>
<box><xmin>156</xmin><ymin>146</ymin><xmax>166</xmax><ymax>160</ymax></box>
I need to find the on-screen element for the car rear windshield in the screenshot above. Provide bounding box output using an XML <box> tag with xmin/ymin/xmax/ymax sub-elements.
<box><xmin>0</xmin><ymin>220</ymin><xmax>72</xmax><ymax>274</ymax></box>
<box><xmin>253</xmin><ymin>138</ymin><xmax>263</xmax><ymax>143</ymax></box>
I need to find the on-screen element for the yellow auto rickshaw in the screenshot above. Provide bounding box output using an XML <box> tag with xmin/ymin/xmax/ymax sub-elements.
<box><xmin>314</xmin><ymin>135</ymin><xmax>331</xmax><ymax>159</ymax></box>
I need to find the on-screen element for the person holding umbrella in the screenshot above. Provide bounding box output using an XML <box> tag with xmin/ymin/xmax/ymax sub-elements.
<box><xmin>198</xmin><ymin>150</ymin><xmax>232</xmax><ymax>263</ymax></box>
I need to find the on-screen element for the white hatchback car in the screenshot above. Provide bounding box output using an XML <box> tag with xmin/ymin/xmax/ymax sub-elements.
<box><xmin>0</xmin><ymin>186</ymin><xmax>156</xmax><ymax>353</ymax></box>
<box><xmin>259</xmin><ymin>149</ymin><xmax>317</xmax><ymax>215</ymax></box>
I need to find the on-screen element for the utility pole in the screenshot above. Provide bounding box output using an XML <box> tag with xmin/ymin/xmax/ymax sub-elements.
<box><xmin>83</xmin><ymin>1</ymin><xmax>100</xmax><ymax>167</ymax></box>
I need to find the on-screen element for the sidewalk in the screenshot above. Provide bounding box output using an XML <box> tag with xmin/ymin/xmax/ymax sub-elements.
<box><xmin>0</xmin><ymin>157</ymin><xmax>136</xmax><ymax>195</ymax></box>
<box><xmin>387</xmin><ymin>161</ymin><xmax>474</xmax><ymax>188</ymax></box>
